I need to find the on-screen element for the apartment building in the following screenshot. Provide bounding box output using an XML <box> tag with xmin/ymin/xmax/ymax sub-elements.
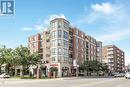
<box><xmin>102</xmin><ymin>45</ymin><xmax>125</xmax><ymax>73</ymax></box>
<box><xmin>28</xmin><ymin>18</ymin><xmax>102</xmax><ymax>77</ymax></box>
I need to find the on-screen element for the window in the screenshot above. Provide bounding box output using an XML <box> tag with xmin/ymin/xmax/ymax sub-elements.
<box><xmin>58</xmin><ymin>39</ymin><xmax>62</xmax><ymax>46</ymax></box>
<box><xmin>58</xmin><ymin>48</ymin><xmax>62</xmax><ymax>55</ymax></box>
<box><xmin>55</xmin><ymin>22</ymin><xmax>57</xmax><ymax>29</ymax></box>
<box><xmin>64</xmin><ymin>22</ymin><xmax>69</xmax><ymax>29</ymax></box>
<box><xmin>51</xmin><ymin>40</ymin><xmax>57</xmax><ymax>46</ymax></box>
<box><xmin>63</xmin><ymin>31</ymin><xmax>68</xmax><ymax>39</ymax></box>
<box><xmin>64</xmin><ymin>40</ymin><xmax>68</xmax><ymax>47</ymax></box>
<box><xmin>63</xmin><ymin>48</ymin><xmax>68</xmax><ymax>56</ymax></box>
<box><xmin>58</xmin><ymin>21</ymin><xmax>62</xmax><ymax>28</ymax></box>
<box><xmin>58</xmin><ymin>30</ymin><xmax>62</xmax><ymax>38</ymax></box>
<box><xmin>64</xmin><ymin>57</ymin><xmax>68</xmax><ymax>61</ymax></box>
<box><xmin>54</xmin><ymin>31</ymin><xmax>57</xmax><ymax>38</ymax></box>
<box><xmin>52</xmin><ymin>57</ymin><xmax>56</xmax><ymax>62</ymax></box>
<box><xmin>51</xmin><ymin>48</ymin><xmax>56</xmax><ymax>55</ymax></box>
<box><xmin>52</xmin><ymin>31</ymin><xmax>57</xmax><ymax>38</ymax></box>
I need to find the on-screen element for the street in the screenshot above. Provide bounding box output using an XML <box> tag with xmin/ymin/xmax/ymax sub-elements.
<box><xmin>0</xmin><ymin>77</ymin><xmax>129</xmax><ymax>87</ymax></box>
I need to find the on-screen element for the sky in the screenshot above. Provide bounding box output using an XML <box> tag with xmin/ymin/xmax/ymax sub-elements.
<box><xmin>0</xmin><ymin>0</ymin><xmax>130</xmax><ymax>65</ymax></box>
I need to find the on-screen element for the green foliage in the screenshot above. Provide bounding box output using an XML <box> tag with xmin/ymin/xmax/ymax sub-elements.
<box><xmin>0</xmin><ymin>45</ymin><xmax>41</xmax><ymax>77</ymax></box>
<box><xmin>50</xmin><ymin>67</ymin><xmax>58</xmax><ymax>72</ymax></box>
<box><xmin>80</xmin><ymin>60</ymin><xmax>108</xmax><ymax>75</ymax></box>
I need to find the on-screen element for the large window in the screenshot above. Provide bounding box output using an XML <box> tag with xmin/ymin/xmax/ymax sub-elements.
<box><xmin>64</xmin><ymin>22</ymin><xmax>69</xmax><ymax>29</ymax></box>
<box><xmin>58</xmin><ymin>20</ymin><xmax>62</xmax><ymax>29</ymax></box>
<box><xmin>58</xmin><ymin>30</ymin><xmax>62</xmax><ymax>38</ymax></box>
<box><xmin>55</xmin><ymin>22</ymin><xmax>57</xmax><ymax>29</ymax></box>
<box><xmin>63</xmin><ymin>40</ymin><xmax>68</xmax><ymax>47</ymax></box>
<box><xmin>52</xmin><ymin>57</ymin><xmax>56</xmax><ymax>62</ymax></box>
<box><xmin>52</xmin><ymin>31</ymin><xmax>57</xmax><ymax>38</ymax></box>
<box><xmin>51</xmin><ymin>40</ymin><xmax>57</xmax><ymax>46</ymax></box>
<box><xmin>58</xmin><ymin>48</ymin><xmax>62</xmax><ymax>55</ymax></box>
<box><xmin>58</xmin><ymin>39</ymin><xmax>62</xmax><ymax>46</ymax></box>
<box><xmin>64</xmin><ymin>57</ymin><xmax>68</xmax><ymax>61</ymax></box>
<box><xmin>63</xmin><ymin>31</ymin><xmax>68</xmax><ymax>39</ymax></box>
<box><xmin>52</xmin><ymin>22</ymin><xmax>57</xmax><ymax>29</ymax></box>
<box><xmin>63</xmin><ymin>48</ymin><xmax>68</xmax><ymax>56</ymax></box>
<box><xmin>51</xmin><ymin>48</ymin><xmax>56</xmax><ymax>55</ymax></box>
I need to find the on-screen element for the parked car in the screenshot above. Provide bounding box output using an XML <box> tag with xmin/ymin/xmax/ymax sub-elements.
<box><xmin>0</xmin><ymin>73</ymin><xmax>10</xmax><ymax>78</ymax></box>
<box><xmin>125</xmin><ymin>72</ymin><xmax>130</xmax><ymax>79</ymax></box>
<box><xmin>111</xmin><ymin>72</ymin><xmax>119</xmax><ymax>76</ymax></box>
<box><xmin>114</xmin><ymin>73</ymin><xmax>125</xmax><ymax>77</ymax></box>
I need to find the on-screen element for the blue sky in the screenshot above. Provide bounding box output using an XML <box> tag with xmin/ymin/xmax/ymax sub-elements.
<box><xmin>0</xmin><ymin>0</ymin><xmax>130</xmax><ymax>65</ymax></box>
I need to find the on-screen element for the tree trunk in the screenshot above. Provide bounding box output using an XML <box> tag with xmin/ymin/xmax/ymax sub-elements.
<box><xmin>15</xmin><ymin>68</ymin><xmax>17</xmax><ymax>76</ymax></box>
<box><xmin>36</xmin><ymin>64</ymin><xmax>40</xmax><ymax>79</ymax></box>
<box><xmin>20</xmin><ymin>65</ymin><xmax>23</xmax><ymax>78</ymax></box>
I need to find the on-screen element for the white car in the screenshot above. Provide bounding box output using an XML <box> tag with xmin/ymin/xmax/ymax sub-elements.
<box><xmin>114</xmin><ymin>73</ymin><xmax>125</xmax><ymax>77</ymax></box>
<box><xmin>125</xmin><ymin>72</ymin><xmax>130</xmax><ymax>79</ymax></box>
<box><xmin>0</xmin><ymin>73</ymin><xmax>10</xmax><ymax>78</ymax></box>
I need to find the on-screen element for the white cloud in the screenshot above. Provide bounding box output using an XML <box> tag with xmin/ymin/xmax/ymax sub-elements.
<box><xmin>91</xmin><ymin>2</ymin><xmax>116</xmax><ymax>14</ymax></box>
<box><xmin>21</xmin><ymin>27</ymin><xmax>33</xmax><ymax>31</ymax></box>
<box><xmin>21</xmin><ymin>14</ymin><xmax>66</xmax><ymax>32</ymax></box>
<box><xmin>78</xmin><ymin>2</ymin><xmax>124</xmax><ymax>25</ymax></box>
<box><xmin>97</xmin><ymin>29</ymin><xmax>130</xmax><ymax>41</ymax></box>
<box><xmin>76</xmin><ymin>1</ymin><xmax>130</xmax><ymax>65</ymax></box>
<box><xmin>44</xmin><ymin>14</ymin><xmax>66</xmax><ymax>24</ymax></box>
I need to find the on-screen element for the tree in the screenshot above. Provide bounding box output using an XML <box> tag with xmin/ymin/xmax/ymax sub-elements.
<box><xmin>14</xmin><ymin>45</ymin><xmax>30</xmax><ymax>77</ymax></box>
<box><xmin>80</xmin><ymin>60</ymin><xmax>108</xmax><ymax>76</ymax></box>
<box><xmin>15</xmin><ymin>45</ymin><xmax>41</xmax><ymax>78</ymax></box>
<box><xmin>0</xmin><ymin>46</ymin><xmax>6</xmax><ymax>74</ymax></box>
<box><xmin>4</xmin><ymin>48</ymin><xmax>14</xmax><ymax>75</ymax></box>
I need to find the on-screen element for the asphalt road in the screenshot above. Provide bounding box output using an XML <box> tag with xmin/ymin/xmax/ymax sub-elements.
<box><xmin>0</xmin><ymin>77</ymin><xmax>129</xmax><ymax>87</ymax></box>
